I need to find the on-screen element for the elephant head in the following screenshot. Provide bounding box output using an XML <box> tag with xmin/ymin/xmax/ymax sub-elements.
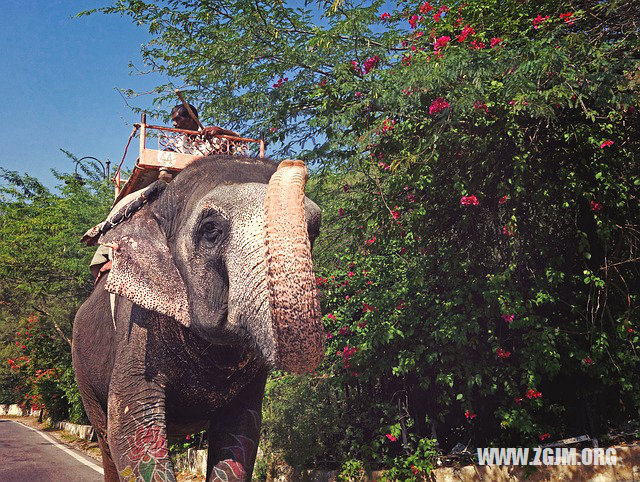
<box><xmin>96</xmin><ymin>156</ymin><xmax>324</xmax><ymax>374</ymax></box>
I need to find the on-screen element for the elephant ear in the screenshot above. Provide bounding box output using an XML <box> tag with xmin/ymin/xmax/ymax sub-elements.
<box><xmin>97</xmin><ymin>198</ymin><xmax>191</xmax><ymax>327</ymax></box>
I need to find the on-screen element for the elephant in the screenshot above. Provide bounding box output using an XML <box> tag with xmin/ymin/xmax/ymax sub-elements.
<box><xmin>72</xmin><ymin>156</ymin><xmax>324</xmax><ymax>481</ymax></box>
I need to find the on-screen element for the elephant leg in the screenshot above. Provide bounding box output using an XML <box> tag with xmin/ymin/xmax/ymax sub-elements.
<box><xmin>79</xmin><ymin>392</ymin><xmax>119</xmax><ymax>481</ymax></box>
<box><xmin>206</xmin><ymin>373</ymin><xmax>267</xmax><ymax>482</ymax></box>
<box><xmin>96</xmin><ymin>431</ymin><xmax>119</xmax><ymax>482</ymax></box>
<box><xmin>106</xmin><ymin>382</ymin><xmax>176</xmax><ymax>481</ymax></box>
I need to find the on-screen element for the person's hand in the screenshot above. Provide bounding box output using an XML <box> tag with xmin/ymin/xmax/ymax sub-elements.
<box><xmin>200</xmin><ymin>126</ymin><xmax>239</xmax><ymax>137</ymax></box>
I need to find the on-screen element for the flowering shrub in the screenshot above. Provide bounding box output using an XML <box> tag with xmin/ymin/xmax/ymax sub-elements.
<box><xmin>1</xmin><ymin>313</ymin><xmax>83</xmax><ymax>422</ymax></box>
<box><xmin>303</xmin><ymin>0</ymin><xmax>639</xmax><ymax>472</ymax></box>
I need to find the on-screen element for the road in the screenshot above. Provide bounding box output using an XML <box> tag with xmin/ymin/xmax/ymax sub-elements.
<box><xmin>0</xmin><ymin>419</ymin><xmax>103</xmax><ymax>481</ymax></box>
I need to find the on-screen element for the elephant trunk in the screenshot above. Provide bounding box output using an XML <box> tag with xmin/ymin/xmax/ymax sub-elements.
<box><xmin>264</xmin><ymin>160</ymin><xmax>324</xmax><ymax>374</ymax></box>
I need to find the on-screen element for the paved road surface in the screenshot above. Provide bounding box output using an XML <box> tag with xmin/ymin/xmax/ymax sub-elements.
<box><xmin>0</xmin><ymin>419</ymin><xmax>103</xmax><ymax>481</ymax></box>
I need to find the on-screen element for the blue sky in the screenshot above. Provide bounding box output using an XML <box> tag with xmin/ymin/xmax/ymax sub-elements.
<box><xmin>0</xmin><ymin>1</ymin><xmax>164</xmax><ymax>187</ymax></box>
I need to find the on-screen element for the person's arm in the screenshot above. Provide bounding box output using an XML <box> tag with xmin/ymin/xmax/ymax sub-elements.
<box><xmin>200</xmin><ymin>126</ymin><xmax>240</xmax><ymax>137</ymax></box>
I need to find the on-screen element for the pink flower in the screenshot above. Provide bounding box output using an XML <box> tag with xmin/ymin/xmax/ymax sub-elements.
<box><xmin>433</xmin><ymin>5</ymin><xmax>449</xmax><ymax>22</ymax></box>
<box><xmin>457</xmin><ymin>25</ymin><xmax>475</xmax><ymax>42</ymax></box>
<box><xmin>381</xmin><ymin>119</ymin><xmax>395</xmax><ymax>132</ymax></box>
<box><xmin>434</xmin><ymin>35</ymin><xmax>451</xmax><ymax>51</ymax></box>
<box><xmin>496</xmin><ymin>348</ymin><xmax>512</xmax><ymax>359</ymax></box>
<box><xmin>590</xmin><ymin>201</ymin><xmax>603</xmax><ymax>212</ymax></box>
<box><xmin>583</xmin><ymin>357</ymin><xmax>593</xmax><ymax>365</ymax></box>
<box><xmin>272</xmin><ymin>77</ymin><xmax>288</xmax><ymax>88</ymax></box>
<box><xmin>559</xmin><ymin>12</ymin><xmax>574</xmax><ymax>25</ymax></box>
<box><xmin>532</xmin><ymin>15</ymin><xmax>549</xmax><ymax>29</ymax></box>
<box><xmin>420</xmin><ymin>1</ymin><xmax>433</xmax><ymax>13</ymax></box>
<box><xmin>600</xmin><ymin>140</ymin><xmax>614</xmax><ymax>148</ymax></box>
<box><xmin>363</xmin><ymin>302</ymin><xmax>375</xmax><ymax>313</ymax></box>
<box><xmin>391</xmin><ymin>207</ymin><xmax>401</xmax><ymax>220</ymax></box>
<box><xmin>526</xmin><ymin>389</ymin><xmax>542</xmax><ymax>399</ymax></box>
<box><xmin>348</xmin><ymin>271</ymin><xmax>354</xmax><ymax>278</ymax></box>
<box><xmin>628</xmin><ymin>328</ymin><xmax>634</xmax><ymax>333</ymax></box>
<box><xmin>355</xmin><ymin>91</ymin><xmax>362</xmax><ymax>98</ymax></box>
<box><xmin>464</xmin><ymin>410</ymin><xmax>477</xmax><ymax>420</ymax></box>
<box><xmin>327</xmin><ymin>313</ymin><xmax>337</xmax><ymax>322</ymax></box>
<box><xmin>429</xmin><ymin>97</ymin><xmax>450</xmax><ymax>115</ymax></box>
<box><xmin>470</xmin><ymin>40</ymin><xmax>485</xmax><ymax>49</ymax></box>
<box><xmin>385</xmin><ymin>433</ymin><xmax>397</xmax><ymax>442</ymax></box>
<box><xmin>490</xmin><ymin>37</ymin><xmax>502</xmax><ymax>48</ymax></box>
<box><xmin>501</xmin><ymin>313</ymin><xmax>515</xmax><ymax>323</ymax></box>
<box><xmin>474</xmin><ymin>100</ymin><xmax>489</xmax><ymax>113</ymax></box>
<box><xmin>498</xmin><ymin>195</ymin><xmax>508</xmax><ymax>204</ymax></box>
<box><xmin>363</xmin><ymin>55</ymin><xmax>380</xmax><ymax>74</ymax></box>
<box><xmin>351</xmin><ymin>60</ymin><xmax>362</xmax><ymax>74</ymax></box>
<box><xmin>539</xmin><ymin>433</ymin><xmax>551</xmax><ymax>441</ymax></box>
<box><xmin>340</xmin><ymin>345</ymin><xmax>358</xmax><ymax>368</ymax></box>
<box><xmin>407</xmin><ymin>193</ymin><xmax>415</xmax><ymax>203</ymax></box>
<box><xmin>460</xmin><ymin>195</ymin><xmax>479</xmax><ymax>206</ymax></box>
<box><xmin>338</xmin><ymin>326</ymin><xmax>350</xmax><ymax>335</ymax></box>
<box><xmin>326</xmin><ymin>332</ymin><xmax>333</xmax><ymax>339</ymax></box>
<box><xmin>364</xmin><ymin>236</ymin><xmax>376</xmax><ymax>246</ymax></box>
<box><xmin>380</xmin><ymin>12</ymin><xmax>390</xmax><ymax>20</ymax></box>
<box><xmin>409</xmin><ymin>14</ymin><xmax>420</xmax><ymax>29</ymax></box>
<box><xmin>502</xmin><ymin>225</ymin><xmax>515</xmax><ymax>236</ymax></box>
<box><xmin>514</xmin><ymin>397</ymin><xmax>523</xmax><ymax>405</ymax></box>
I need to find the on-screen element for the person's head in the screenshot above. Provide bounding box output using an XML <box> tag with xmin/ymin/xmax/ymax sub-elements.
<box><xmin>171</xmin><ymin>103</ymin><xmax>199</xmax><ymax>130</ymax></box>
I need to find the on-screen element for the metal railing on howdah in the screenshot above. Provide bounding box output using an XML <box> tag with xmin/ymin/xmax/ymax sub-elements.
<box><xmin>112</xmin><ymin>113</ymin><xmax>265</xmax><ymax>200</ymax></box>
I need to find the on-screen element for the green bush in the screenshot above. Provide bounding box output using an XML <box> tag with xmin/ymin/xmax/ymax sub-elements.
<box><xmin>262</xmin><ymin>374</ymin><xmax>346</xmax><ymax>471</ymax></box>
<box><xmin>0</xmin><ymin>164</ymin><xmax>111</xmax><ymax>422</ymax></box>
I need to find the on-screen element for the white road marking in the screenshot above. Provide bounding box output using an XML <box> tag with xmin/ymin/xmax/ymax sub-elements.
<box><xmin>12</xmin><ymin>420</ymin><xmax>104</xmax><ymax>475</ymax></box>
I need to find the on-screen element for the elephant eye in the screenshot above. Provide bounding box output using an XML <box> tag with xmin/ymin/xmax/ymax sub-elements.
<box><xmin>200</xmin><ymin>220</ymin><xmax>223</xmax><ymax>244</ymax></box>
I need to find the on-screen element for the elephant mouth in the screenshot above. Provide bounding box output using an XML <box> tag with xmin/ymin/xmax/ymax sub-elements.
<box><xmin>189</xmin><ymin>305</ymin><xmax>237</xmax><ymax>346</ymax></box>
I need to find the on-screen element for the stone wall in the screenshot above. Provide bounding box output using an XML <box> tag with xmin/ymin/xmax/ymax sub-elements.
<box><xmin>0</xmin><ymin>404</ymin><xmax>27</xmax><ymax>416</ymax></box>
<box><xmin>172</xmin><ymin>444</ymin><xmax>640</xmax><ymax>481</ymax></box>
<box><xmin>52</xmin><ymin>421</ymin><xmax>96</xmax><ymax>442</ymax></box>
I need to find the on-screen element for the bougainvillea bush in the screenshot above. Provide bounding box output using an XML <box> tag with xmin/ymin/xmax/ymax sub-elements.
<box><xmin>269</xmin><ymin>0</ymin><xmax>639</xmax><ymax>474</ymax></box>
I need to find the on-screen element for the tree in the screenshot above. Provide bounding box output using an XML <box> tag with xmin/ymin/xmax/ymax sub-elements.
<box><xmin>90</xmin><ymin>0</ymin><xmax>639</xmax><ymax>475</ymax></box>
<box><xmin>0</xmin><ymin>159</ymin><xmax>112</xmax><ymax>421</ymax></box>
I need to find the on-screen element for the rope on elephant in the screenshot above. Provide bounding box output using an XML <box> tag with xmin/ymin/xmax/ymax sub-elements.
<box><xmin>81</xmin><ymin>180</ymin><xmax>167</xmax><ymax>246</ymax></box>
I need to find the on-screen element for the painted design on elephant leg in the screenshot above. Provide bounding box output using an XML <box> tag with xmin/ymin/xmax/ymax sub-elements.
<box><xmin>209</xmin><ymin>408</ymin><xmax>261</xmax><ymax>481</ymax></box>
<box><xmin>211</xmin><ymin>460</ymin><xmax>247</xmax><ymax>481</ymax></box>
<box><xmin>116</xmin><ymin>402</ymin><xmax>176</xmax><ymax>482</ymax></box>
<box><xmin>220</xmin><ymin>409</ymin><xmax>259</xmax><ymax>468</ymax></box>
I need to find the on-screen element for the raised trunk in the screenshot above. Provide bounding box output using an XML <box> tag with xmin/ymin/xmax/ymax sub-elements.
<box><xmin>263</xmin><ymin>160</ymin><xmax>324</xmax><ymax>373</ymax></box>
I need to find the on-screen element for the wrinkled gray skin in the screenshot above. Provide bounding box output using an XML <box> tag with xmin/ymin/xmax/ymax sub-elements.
<box><xmin>72</xmin><ymin>156</ymin><xmax>322</xmax><ymax>481</ymax></box>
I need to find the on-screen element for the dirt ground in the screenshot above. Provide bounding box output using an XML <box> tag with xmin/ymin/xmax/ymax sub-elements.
<box><xmin>0</xmin><ymin>415</ymin><xmax>204</xmax><ymax>481</ymax></box>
